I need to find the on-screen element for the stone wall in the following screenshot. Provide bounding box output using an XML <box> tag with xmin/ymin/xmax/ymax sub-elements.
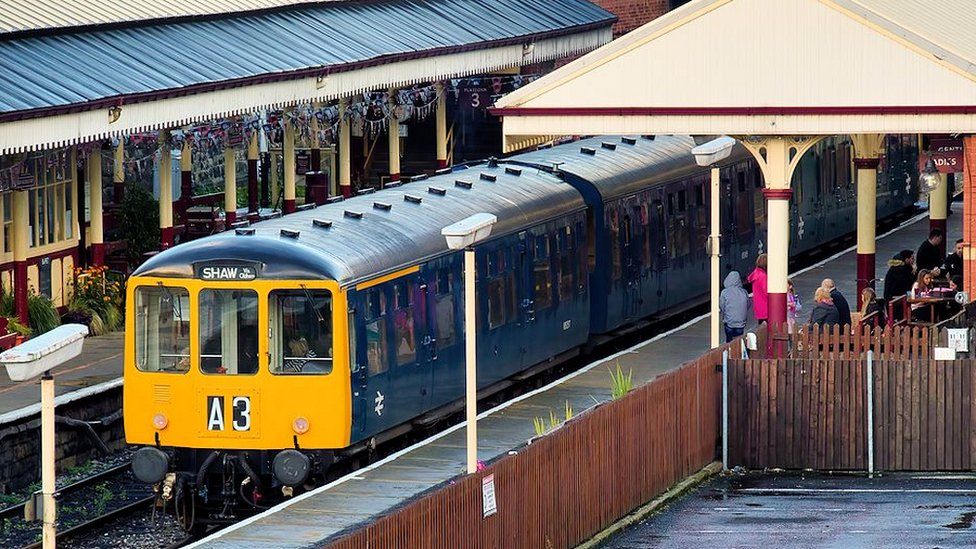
<box><xmin>0</xmin><ymin>387</ymin><xmax>125</xmax><ymax>494</ymax></box>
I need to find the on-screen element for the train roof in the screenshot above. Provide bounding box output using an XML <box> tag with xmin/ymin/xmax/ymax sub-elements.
<box><xmin>132</xmin><ymin>160</ymin><xmax>584</xmax><ymax>287</ymax></box>
<box><xmin>508</xmin><ymin>135</ymin><xmax>752</xmax><ymax>201</ymax></box>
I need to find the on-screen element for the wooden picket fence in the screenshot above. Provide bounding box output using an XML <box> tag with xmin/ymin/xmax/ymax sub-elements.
<box><xmin>752</xmin><ymin>324</ymin><xmax>958</xmax><ymax>361</ymax></box>
<box><xmin>728</xmin><ymin>357</ymin><xmax>976</xmax><ymax>471</ymax></box>
<box><xmin>322</xmin><ymin>342</ymin><xmax>736</xmax><ymax>549</ymax></box>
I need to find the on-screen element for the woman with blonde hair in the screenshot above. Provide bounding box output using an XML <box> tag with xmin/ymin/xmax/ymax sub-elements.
<box><xmin>859</xmin><ymin>287</ymin><xmax>885</xmax><ymax>327</ymax></box>
<box><xmin>809</xmin><ymin>287</ymin><xmax>839</xmax><ymax>326</ymax></box>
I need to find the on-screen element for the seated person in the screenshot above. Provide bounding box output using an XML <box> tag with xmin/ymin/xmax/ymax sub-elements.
<box><xmin>283</xmin><ymin>336</ymin><xmax>318</xmax><ymax>372</ymax></box>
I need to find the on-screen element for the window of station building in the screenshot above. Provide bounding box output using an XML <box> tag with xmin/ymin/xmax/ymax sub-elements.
<box><xmin>2</xmin><ymin>194</ymin><xmax>12</xmax><ymax>254</ymax></box>
<box><xmin>134</xmin><ymin>285</ymin><xmax>190</xmax><ymax>373</ymax></box>
<box><xmin>199</xmin><ymin>289</ymin><xmax>260</xmax><ymax>375</ymax></box>
<box><xmin>28</xmin><ymin>156</ymin><xmax>73</xmax><ymax>249</ymax></box>
<box><xmin>434</xmin><ymin>269</ymin><xmax>457</xmax><ymax>349</ymax></box>
<box><xmin>269</xmin><ymin>289</ymin><xmax>332</xmax><ymax>375</ymax></box>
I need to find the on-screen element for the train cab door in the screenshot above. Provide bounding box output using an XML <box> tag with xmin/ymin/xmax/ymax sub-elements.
<box><xmin>621</xmin><ymin>207</ymin><xmax>641</xmax><ymax>322</ymax></box>
<box><xmin>353</xmin><ymin>287</ymin><xmax>393</xmax><ymax>438</ymax></box>
<box><xmin>516</xmin><ymin>231</ymin><xmax>533</xmax><ymax>369</ymax></box>
<box><xmin>387</xmin><ymin>275</ymin><xmax>432</xmax><ymax>422</ymax></box>
<box><xmin>648</xmin><ymin>195</ymin><xmax>668</xmax><ymax>312</ymax></box>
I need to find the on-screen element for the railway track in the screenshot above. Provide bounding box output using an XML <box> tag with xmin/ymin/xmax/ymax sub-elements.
<box><xmin>0</xmin><ymin>462</ymin><xmax>158</xmax><ymax>549</ymax></box>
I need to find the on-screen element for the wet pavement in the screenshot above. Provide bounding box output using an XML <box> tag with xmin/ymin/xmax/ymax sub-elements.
<box><xmin>603</xmin><ymin>472</ymin><xmax>976</xmax><ymax>548</ymax></box>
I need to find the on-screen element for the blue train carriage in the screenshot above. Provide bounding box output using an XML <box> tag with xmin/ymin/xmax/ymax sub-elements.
<box><xmin>123</xmin><ymin>156</ymin><xmax>592</xmax><ymax>519</ymax></box>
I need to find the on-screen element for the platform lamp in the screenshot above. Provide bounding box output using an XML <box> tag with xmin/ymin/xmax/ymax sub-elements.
<box><xmin>442</xmin><ymin>213</ymin><xmax>497</xmax><ymax>474</ymax></box>
<box><xmin>0</xmin><ymin>324</ymin><xmax>89</xmax><ymax>549</ymax></box>
<box><xmin>692</xmin><ymin>137</ymin><xmax>737</xmax><ymax>349</ymax></box>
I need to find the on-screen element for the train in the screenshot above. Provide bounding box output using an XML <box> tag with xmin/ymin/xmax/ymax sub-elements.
<box><xmin>124</xmin><ymin>134</ymin><xmax>918</xmax><ymax>529</ymax></box>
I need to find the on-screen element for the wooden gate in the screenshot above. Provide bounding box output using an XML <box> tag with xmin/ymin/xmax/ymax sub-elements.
<box><xmin>728</xmin><ymin>357</ymin><xmax>976</xmax><ymax>471</ymax></box>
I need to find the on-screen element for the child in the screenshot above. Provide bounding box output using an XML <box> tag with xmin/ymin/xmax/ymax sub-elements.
<box><xmin>786</xmin><ymin>279</ymin><xmax>802</xmax><ymax>333</ymax></box>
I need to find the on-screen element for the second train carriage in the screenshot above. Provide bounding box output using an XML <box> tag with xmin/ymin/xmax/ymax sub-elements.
<box><xmin>125</xmin><ymin>134</ymin><xmax>917</xmax><ymax>527</ymax></box>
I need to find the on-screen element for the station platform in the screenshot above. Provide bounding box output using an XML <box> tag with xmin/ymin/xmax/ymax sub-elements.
<box><xmin>601</xmin><ymin>472</ymin><xmax>976</xmax><ymax>548</ymax></box>
<box><xmin>197</xmin><ymin>209</ymin><xmax>958</xmax><ymax>548</ymax></box>
<box><xmin>0</xmin><ymin>332</ymin><xmax>123</xmax><ymax>422</ymax></box>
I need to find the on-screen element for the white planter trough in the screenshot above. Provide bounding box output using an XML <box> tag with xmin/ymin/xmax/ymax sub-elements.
<box><xmin>0</xmin><ymin>324</ymin><xmax>89</xmax><ymax>381</ymax></box>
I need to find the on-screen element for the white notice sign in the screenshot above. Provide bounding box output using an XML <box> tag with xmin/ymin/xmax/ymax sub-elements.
<box><xmin>948</xmin><ymin>328</ymin><xmax>969</xmax><ymax>352</ymax></box>
<box><xmin>482</xmin><ymin>474</ymin><xmax>497</xmax><ymax>518</ymax></box>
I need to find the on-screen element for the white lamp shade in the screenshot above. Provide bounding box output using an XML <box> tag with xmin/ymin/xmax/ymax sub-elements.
<box><xmin>442</xmin><ymin>213</ymin><xmax>498</xmax><ymax>250</ymax></box>
<box><xmin>691</xmin><ymin>136</ymin><xmax>736</xmax><ymax>166</ymax></box>
<box><xmin>0</xmin><ymin>324</ymin><xmax>88</xmax><ymax>381</ymax></box>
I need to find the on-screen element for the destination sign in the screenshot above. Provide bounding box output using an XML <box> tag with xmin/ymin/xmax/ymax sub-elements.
<box><xmin>195</xmin><ymin>264</ymin><xmax>259</xmax><ymax>281</ymax></box>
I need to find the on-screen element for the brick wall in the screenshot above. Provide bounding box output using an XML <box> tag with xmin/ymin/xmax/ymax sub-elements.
<box><xmin>0</xmin><ymin>388</ymin><xmax>125</xmax><ymax>494</ymax></box>
<box><xmin>591</xmin><ymin>0</ymin><xmax>672</xmax><ymax>37</ymax></box>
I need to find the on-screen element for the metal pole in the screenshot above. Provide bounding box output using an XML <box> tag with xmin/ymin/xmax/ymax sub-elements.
<box><xmin>866</xmin><ymin>350</ymin><xmax>874</xmax><ymax>477</ymax></box>
<box><xmin>710</xmin><ymin>166</ymin><xmax>721</xmax><ymax>348</ymax></box>
<box><xmin>41</xmin><ymin>372</ymin><xmax>56</xmax><ymax>548</ymax></box>
<box><xmin>722</xmin><ymin>350</ymin><xmax>729</xmax><ymax>471</ymax></box>
<box><xmin>464</xmin><ymin>248</ymin><xmax>478</xmax><ymax>474</ymax></box>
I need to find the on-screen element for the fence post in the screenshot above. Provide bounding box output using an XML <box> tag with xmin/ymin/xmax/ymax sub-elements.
<box><xmin>866</xmin><ymin>350</ymin><xmax>874</xmax><ymax>477</ymax></box>
<box><xmin>722</xmin><ymin>349</ymin><xmax>729</xmax><ymax>471</ymax></box>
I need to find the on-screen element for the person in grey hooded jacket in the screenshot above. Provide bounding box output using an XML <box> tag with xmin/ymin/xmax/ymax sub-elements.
<box><xmin>720</xmin><ymin>271</ymin><xmax>750</xmax><ymax>342</ymax></box>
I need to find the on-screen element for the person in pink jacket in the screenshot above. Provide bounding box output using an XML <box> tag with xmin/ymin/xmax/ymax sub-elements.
<box><xmin>747</xmin><ymin>254</ymin><xmax>768</xmax><ymax>324</ymax></box>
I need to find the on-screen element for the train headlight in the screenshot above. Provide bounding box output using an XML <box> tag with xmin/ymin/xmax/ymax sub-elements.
<box><xmin>273</xmin><ymin>449</ymin><xmax>311</xmax><ymax>487</ymax></box>
<box><xmin>292</xmin><ymin>416</ymin><xmax>310</xmax><ymax>435</ymax></box>
<box><xmin>152</xmin><ymin>413</ymin><xmax>169</xmax><ymax>430</ymax></box>
<box><xmin>132</xmin><ymin>447</ymin><xmax>170</xmax><ymax>484</ymax></box>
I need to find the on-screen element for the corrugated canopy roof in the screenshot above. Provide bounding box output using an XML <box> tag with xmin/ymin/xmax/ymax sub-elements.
<box><xmin>0</xmin><ymin>0</ymin><xmax>343</xmax><ymax>35</ymax></box>
<box><xmin>494</xmin><ymin>0</ymin><xmax>976</xmax><ymax>144</ymax></box>
<box><xmin>0</xmin><ymin>0</ymin><xmax>613</xmax><ymax>118</ymax></box>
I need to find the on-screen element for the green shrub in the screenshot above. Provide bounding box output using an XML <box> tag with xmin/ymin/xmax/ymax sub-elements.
<box><xmin>119</xmin><ymin>183</ymin><xmax>160</xmax><ymax>262</ymax></box>
<box><xmin>27</xmin><ymin>293</ymin><xmax>60</xmax><ymax>335</ymax></box>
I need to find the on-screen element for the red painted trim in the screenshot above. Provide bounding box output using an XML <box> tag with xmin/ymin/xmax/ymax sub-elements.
<box><xmin>389</xmin><ymin>173</ymin><xmax>400</xmax><ymax>183</ymax></box>
<box><xmin>161</xmin><ymin>226</ymin><xmax>175</xmax><ymax>249</ymax></box>
<box><xmin>0</xmin><ymin>246</ymin><xmax>79</xmax><ymax>272</ymax></box>
<box><xmin>767</xmin><ymin>292</ymin><xmax>787</xmax><ymax>358</ymax></box>
<box><xmin>762</xmin><ymin>188</ymin><xmax>793</xmax><ymax>200</ymax></box>
<box><xmin>90</xmin><ymin>243</ymin><xmax>106</xmax><ymax>266</ymax></box>
<box><xmin>13</xmin><ymin>261</ymin><xmax>27</xmax><ymax>325</ymax></box>
<box><xmin>1</xmin><ymin>20</ymin><xmax>615</xmax><ymax>124</ymax></box>
<box><xmin>490</xmin><ymin>105</ymin><xmax>976</xmax><ymax>117</ymax></box>
<box><xmin>853</xmin><ymin>158</ymin><xmax>881</xmax><ymax>169</ymax></box>
<box><xmin>225</xmin><ymin>210</ymin><xmax>237</xmax><ymax>226</ymax></box>
<box><xmin>437</xmin><ymin>159</ymin><xmax>448</xmax><ymax>169</ymax></box>
<box><xmin>340</xmin><ymin>185</ymin><xmax>352</xmax><ymax>199</ymax></box>
<box><xmin>283</xmin><ymin>199</ymin><xmax>297</xmax><ymax>214</ymax></box>
<box><xmin>856</xmin><ymin>253</ymin><xmax>876</xmax><ymax>309</ymax></box>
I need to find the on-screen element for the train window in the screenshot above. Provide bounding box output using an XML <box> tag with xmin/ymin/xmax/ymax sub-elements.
<box><xmin>435</xmin><ymin>292</ymin><xmax>456</xmax><ymax>349</ymax></box>
<box><xmin>393</xmin><ymin>308</ymin><xmax>416</xmax><ymax>366</ymax></box>
<box><xmin>609</xmin><ymin>209</ymin><xmax>621</xmax><ymax>280</ymax></box>
<box><xmin>436</xmin><ymin>269</ymin><xmax>452</xmax><ymax>296</ymax></box>
<box><xmin>737</xmin><ymin>172</ymin><xmax>746</xmax><ymax>192</ymax></box>
<box><xmin>623</xmin><ymin>215</ymin><xmax>632</xmax><ymax>245</ymax></box>
<box><xmin>506</xmin><ymin>272</ymin><xmax>518</xmax><ymax>320</ymax></box>
<box><xmin>558</xmin><ymin>255</ymin><xmax>574</xmax><ymax>301</ymax></box>
<box><xmin>367</xmin><ymin>289</ymin><xmax>387</xmax><ymax>319</ymax></box>
<box><xmin>585</xmin><ymin>210</ymin><xmax>596</xmax><ymax>273</ymax></box>
<box><xmin>393</xmin><ymin>281</ymin><xmax>412</xmax><ymax>310</ymax></box>
<box><xmin>533</xmin><ymin>259</ymin><xmax>553</xmax><ymax>310</ymax></box>
<box><xmin>269</xmin><ymin>289</ymin><xmax>333</xmax><ymax>375</ymax></box>
<box><xmin>667</xmin><ymin>194</ymin><xmax>675</xmax><ymax>215</ymax></box>
<box><xmin>696</xmin><ymin>185</ymin><xmax>705</xmax><ymax>207</ymax></box>
<box><xmin>534</xmin><ymin>235</ymin><xmax>550</xmax><ymax>261</ymax></box>
<box><xmin>134</xmin><ymin>286</ymin><xmax>190</xmax><ymax>373</ymax></box>
<box><xmin>199</xmin><ymin>289</ymin><xmax>260</xmax><ymax>375</ymax></box>
<box><xmin>487</xmin><ymin>278</ymin><xmax>507</xmax><ymax>329</ymax></box>
<box><xmin>677</xmin><ymin>190</ymin><xmax>687</xmax><ymax>212</ymax></box>
<box><xmin>366</xmin><ymin>318</ymin><xmax>389</xmax><ymax>376</ymax></box>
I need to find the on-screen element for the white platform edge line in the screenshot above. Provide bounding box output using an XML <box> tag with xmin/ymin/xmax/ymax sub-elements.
<box><xmin>0</xmin><ymin>377</ymin><xmax>123</xmax><ymax>425</ymax></box>
<box><xmin>198</xmin><ymin>210</ymin><xmax>934</xmax><ymax>546</ymax></box>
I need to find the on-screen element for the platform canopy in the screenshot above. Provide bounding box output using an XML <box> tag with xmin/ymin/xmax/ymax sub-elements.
<box><xmin>0</xmin><ymin>0</ymin><xmax>615</xmax><ymax>154</ymax></box>
<box><xmin>494</xmin><ymin>0</ymin><xmax>976</xmax><ymax>152</ymax></box>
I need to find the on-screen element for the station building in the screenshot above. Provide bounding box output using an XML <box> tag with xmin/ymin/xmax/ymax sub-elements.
<box><xmin>0</xmin><ymin>0</ymin><xmax>680</xmax><ymax>334</ymax></box>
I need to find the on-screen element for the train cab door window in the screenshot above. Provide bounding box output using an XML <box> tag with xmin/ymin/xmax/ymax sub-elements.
<box><xmin>391</xmin><ymin>282</ymin><xmax>416</xmax><ymax>366</ymax></box>
<box><xmin>639</xmin><ymin>203</ymin><xmax>652</xmax><ymax>269</ymax></box>
<box><xmin>533</xmin><ymin>234</ymin><xmax>553</xmax><ymax>311</ymax></box>
<box><xmin>365</xmin><ymin>290</ymin><xmax>389</xmax><ymax>376</ymax></box>
<box><xmin>434</xmin><ymin>269</ymin><xmax>456</xmax><ymax>349</ymax></box>
<box><xmin>487</xmin><ymin>277</ymin><xmax>507</xmax><ymax>329</ymax></box>
<box><xmin>199</xmin><ymin>289</ymin><xmax>260</xmax><ymax>375</ymax></box>
<box><xmin>269</xmin><ymin>289</ymin><xmax>333</xmax><ymax>375</ymax></box>
<box><xmin>608</xmin><ymin>208</ymin><xmax>621</xmax><ymax>280</ymax></box>
<box><xmin>134</xmin><ymin>286</ymin><xmax>190</xmax><ymax>373</ymax></box>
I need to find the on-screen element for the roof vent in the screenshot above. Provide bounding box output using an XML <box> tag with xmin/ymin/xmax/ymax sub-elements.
<box><xmin>487</xmin><ymin>157</ymin><xmax>499</xmax><ymax>168</ymax></box>
<box><xmin>580</xmin><ymin>146</ymin><xmax>596</xmax><ymax>156</ymax></box>
<box><xmin>601</xmin><ymin>142</ymin><xmax>617</xmax><ymax>150</ymax></box>
<box><xmin>297</xmin><ymin>202</ymin><xmax>316</xmax><ymax>212</ymax></box>
<box><xmin>404</xmin><ymin>194</ymin><xmax>423</xmax><ymax>204</ymax></box>
<box><xmin>455</xmin><ymin>180</ymin><xmax>473</xmax><ymax>189</ymax></box>
<box><xmin>434</xmin><ymin>167</ymin><xmax>452</xmax><ymax>175</ymax></box>
<box><xmin>385</xmin><ymin>181</ymin><xmax>403</xmax><ymax>189</ymax></box>
<box><xmin>641</xmin><ymin>135</ymin><xmax>655</xmax><ymax>141</ymax></box>
<box><xmin>312</xmin><ymin>219</ymin><xmax>333</xmax><ymax>229</ymax></box>
<box><xmin>621</xmin><ymin>136</ymin><xmax>637</xmax><ymax>145</ymax></box>
<box><xmin>480</xmin><ymin>173</ymin><xmax>497</xmax><ymax>182</ymax></box>
<box><xmin>428</xmin><ymin>186</ymin><xmax>447</xmax><ymax>196</ymax></box>
<box><xmin>280</xmin><ymin>229</ymin><xmax>300</xmax><ymax>239</ymax></box>
<box><xmin>373</xmin><ymin>201</ymin><xmax>392</xmax><ymax>211</ymax></box>
<box><xmin>505</xmin><ymin>167</ymin><xmax>522</xmax><ymax>176</ymax></box>
<box><xmin>357</xmin><ymin>187</ymin><xmax>376</xmax><ymax>195</ymax></box>
<box><xmin>408</xmin><ymin>173</ymin><xmax>429</xmax><ymax>182</ymax></box>
<box><xmin>235</xmin><ymin>228</ymin><xmax>255</xmax><ymax>236</ymax></box>
<box><xmin>326</xmin><ymin>196</ymin><xmax>344</xmax><ymax>204</ymax></box>
<box><xmin>344</xmin><ymin>210</ymin><xmax>364</xmax><ymax>219</ymax></box>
